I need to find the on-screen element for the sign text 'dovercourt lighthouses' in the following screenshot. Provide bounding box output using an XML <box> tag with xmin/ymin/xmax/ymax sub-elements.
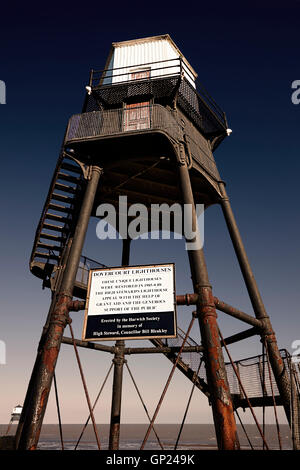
<box><xmin>16</xmin><ymin>35</ymin><xmax>300</xmax><ymax>450</ymax></box>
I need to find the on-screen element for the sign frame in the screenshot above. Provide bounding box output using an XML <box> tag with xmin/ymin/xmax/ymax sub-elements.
<box><xmin>82</xmin><ymin>263</ymin><xmax>177</xmax><ymax>342</ymax></box>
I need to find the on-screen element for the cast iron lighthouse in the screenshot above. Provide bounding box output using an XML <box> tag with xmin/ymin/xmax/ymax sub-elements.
<box><xmin>16</xmin><ymin>35</ymin><xmax>300</xmax><ymax>451</ymax></box>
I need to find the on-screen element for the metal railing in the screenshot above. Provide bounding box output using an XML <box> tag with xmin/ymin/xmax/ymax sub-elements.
<box><xmin>76</xmin><ymin>255</ymin><xmax>106</xmax><ymax>287</ymax></box>
<box><xmin>65</xmin><ymin>104</ymin><xmax>181</xmax><ymax>143</ymax></box>
<box><xmin>88</xmin><ymin>58</ymin><xmax>227</xmax><ymax>131</ymax></box>
<box><xmin>225</xmin><ymin>349</ymin><xmax>300</xmax><ymax>400</ymax></box>
<box><xmin>90</xmin><ymin>57</ymin><xmax>194</xmax><ymax>87</ymax></box>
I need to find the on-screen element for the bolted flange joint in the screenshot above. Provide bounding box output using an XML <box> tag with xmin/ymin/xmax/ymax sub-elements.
<box><xmin>49</xmin><ymin>314</ymin><xmax>70</xmax><ymax>329</ymax></box>
<box><xmin>48</xmin><ymin>293</ymin><xmax>74</xmax><ymax>329</ymax></box>
<box><xmin>196</xmin><ymin>286</ymin><xmax>218</xmax><ymax>319</ymax></box>
<box><xmin>259</xmin><ymin>317</ymin><xmax>276</xmax><ymax>344</ymax></box>
<box><xmin>112</xmin><ymin>356</ymin><xmax>126</xmax><ymax>366</ymax></box>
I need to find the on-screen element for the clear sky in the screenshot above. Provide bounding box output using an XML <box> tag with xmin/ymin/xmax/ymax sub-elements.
<box><xmin>0</xmin><ymin>1</ymin><xmax>299</xmax><ymax>429</ymax></box>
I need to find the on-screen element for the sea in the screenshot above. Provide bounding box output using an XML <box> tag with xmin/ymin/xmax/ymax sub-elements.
<box><xmin>0</xmin><ymin>423</ymin><xmax>293</xmax><ymax>450</ymax></box>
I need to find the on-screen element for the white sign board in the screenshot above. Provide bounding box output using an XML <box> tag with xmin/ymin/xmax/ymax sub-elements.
<box><xmin>82</xmin><ymin>263</ymin><xmax>177</xmax><ymax>341</ymax></box>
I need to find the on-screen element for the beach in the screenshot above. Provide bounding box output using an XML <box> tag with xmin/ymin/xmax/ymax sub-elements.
<box><xmin>1</xmin><ymin>423</ymin><xmax>292</xmax><ymax>451</ymax></box>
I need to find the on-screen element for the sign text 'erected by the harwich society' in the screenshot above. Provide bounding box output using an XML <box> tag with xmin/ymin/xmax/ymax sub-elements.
<box><xmin>82</xmin><ymin>264</ymin><xmax>177</xmax><ymax>341</ymax></box>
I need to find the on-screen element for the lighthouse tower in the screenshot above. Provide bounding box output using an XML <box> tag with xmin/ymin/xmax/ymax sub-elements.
<box><xmin>16</xmin><ymin>35</ymin><xmax>300</xmax><ymax>451</ymax></box>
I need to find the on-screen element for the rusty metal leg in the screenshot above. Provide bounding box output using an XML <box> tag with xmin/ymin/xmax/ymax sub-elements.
<box><xmin>16</xmin><ymin>236</ymin><xmax>74</xmax><ymax>448</ymax></box>
<box><xmin>109</xmin><ymin>340</ymin><xmax>126</xmax><ymax>450</ymax></box>
<box><xmin>16</xmin><ymin>240</ymin><xmax>73</xmax><ymax>448</ymax></box>
<box><xmin>15</xmin><ymin>294</ymin><xmax>57</xmax><ymax>449</ymax></box>
<box><xmin>17</xmin><ymin>166</ymin><xmax>102</xmax><ymax>450</ymax></box>
<box><xmin>108</xmin><ymin>238</ymin><xmax>131</xmax><ymax>450</ymax></box>
<box><xmin>290</xmin><ymin>362</ymin><xmax>300</xmax><ymax>450</ymax></box>
<box><xmin>177</xmin><ymin>159</ymin><xmax>239</xmax><ymax>450</ymax></box>
<box><xmin>218</xmin><ymin>182</ymin><xmax>299</xmax><ymax>447</ymax></box>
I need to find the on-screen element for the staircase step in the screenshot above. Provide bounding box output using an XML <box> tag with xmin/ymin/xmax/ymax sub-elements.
<box><xmin>52</xmin><ymin>192</ymin><xmax>75</xmax><ymax>205</ymax></box>
<box><xmin>34</xmin><ymin>251</ymin><xmax>60</xmax><ymax>261</ymax></box>
<box><xmin>54</xmin><ymin>182</ymin><xmax>77</xmax><ymax>194</ymax></box>
<box><xmin>37</xmin><ymin>242</ymin><xmax>62</xmax><ymax>252</ymax></box>
<box><xmin>42</xmin><ymin>222</ymin><xmax>65</xmax><ymax>232</ymax></box>
<box><xmin>61</xmin><ymin>162</ymin><xmax>82</xmax><ymax>175</ymax></box>
<box><xmin>57</xmin><ymin>172</ymin><xmax>81</xmax><ymax>185</ymax></box>
<box><xmin>40</xmin><ymin>232</ymin><xmax>64</xmax><ymax>242</ymax></box>
<box><xmin>48</xmin><ymin>202</ymin><xmax>73</xmax><ymax>214</ymax></box>
<box><xmin>45</xmin><ymin>212</ymin><xmax>70</xmax><ymax>224</ymax></box>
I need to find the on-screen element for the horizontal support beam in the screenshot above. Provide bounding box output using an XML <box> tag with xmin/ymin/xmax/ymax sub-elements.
<box><xmin>214</xmin><ymin>297</ymin><xmax>263</xmax><ymax>329</ymax></box>
<box><xmin>69</xmin><ymin>295</ymin><xmax>262</xmax><ymax>333</ymax></box>
<box><xmin>61</xmin><ymin>336</ymin><xmax>115</xmax><ymax>353</ymax></box>
<box><xmin>61</xmin><ymin>336</ymin><xmax>204</xmax><ymax>355</ymax></box>
<box><xmin>62</xmin><ymin>328</ymin><xmax>256</xmax><ymax>357</ymax></box>
<box><xmin>221</xmin><ymin>327</ymin><xmax>258</xmax><ymax>347</ymax></box>
<box><xmin>70</xmin><ymin>295</ymin><xmax>198</xmax><ymax>311</ymax></box>
<box><xmin>176</xmin><ymin>294</ymin><xmax>262</xmax><ymax>329</ymax></box>
<box><xmin>232</xmin><ymin>394</ymin><xmax>282</xmax><ymax>409</ymax></box>
<box><xmin>176</xmin><ymin>294</ymin><xmax>198</xmax><ymax>305</ymax></box>
<box><xmin>124</xmin><ymin>345</ymin><xmax>204</xmax><ymax>355</ymax></box>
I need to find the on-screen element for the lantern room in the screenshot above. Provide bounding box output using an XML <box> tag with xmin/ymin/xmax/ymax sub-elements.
<box><xmin>65</xmin><ymin>34</ymin><xmax>228</xmax><ymax>153</ymax></box>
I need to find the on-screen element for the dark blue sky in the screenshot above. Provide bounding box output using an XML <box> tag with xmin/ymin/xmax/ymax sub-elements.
<box><xmin>0</xmin><ymin>2</ymin><xmax>299</xmax><ymax>424</ymax></box>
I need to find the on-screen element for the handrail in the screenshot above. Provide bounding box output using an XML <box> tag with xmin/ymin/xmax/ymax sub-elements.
<box><xmin>89</xmin><ymin>57</ymin><xmax>226</xmax><ymax>125</ymax></box>
<box><xmin>95</xmin><ymin>64</ymin><xmax>181</xmax><ymax>81</ymax></box>
<box><xmin>65</xmin><ymin>104</ymin><xmax>181</xmax><ymax>144</ymax></box>
<box><xmin>93</xmin><ymin>60</ymin><xmax>195</xmax><ymax>87</ymax></box>
<box><xmin>91</xmin><ymin>57</ymin><xmax>186</xmax><ymax>80</ymax></box>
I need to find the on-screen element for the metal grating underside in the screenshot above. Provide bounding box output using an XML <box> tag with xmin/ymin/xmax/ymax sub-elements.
<box><xmin>65</xmin><ymin>105</ymin><xmax>221</xmax><ymax>182</ymax></box>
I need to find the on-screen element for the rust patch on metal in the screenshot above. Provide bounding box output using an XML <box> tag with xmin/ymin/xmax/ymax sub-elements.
<box><xmin>41</xmin><ymin>294</ymin><xmax>70</xmax><ymax>374</ymax></box>
<box><xmin>176</xmin><ymin>293</ymin><xmax>198</xmax><ymax>305</ymax></box>
<box><xmin>69</xmin><ymin>300</ymin><xmax>85</xmax><ymax>311</ymax></box>
<box><xmin>197</xmin><ymin>286</ymin><xmax>239</xmax><ymax>449</ymax></box>
<box><xmin>43</xmin><ymin>346</ymin><xmax>59</xmax><ymax>374</ymax></box>
<box><xmin>38</xmin><ymin>388</ymin><xmax>49</xmax><ymax>418</ymax></box>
